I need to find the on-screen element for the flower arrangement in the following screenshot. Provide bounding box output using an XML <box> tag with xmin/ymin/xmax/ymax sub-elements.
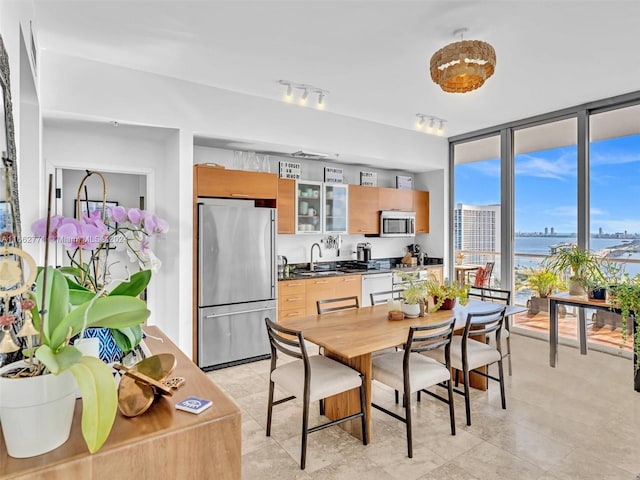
<box><xmin>424</xmin><ymin>273</ymin><xmax>469</xmax><ymax>312</ymax></box>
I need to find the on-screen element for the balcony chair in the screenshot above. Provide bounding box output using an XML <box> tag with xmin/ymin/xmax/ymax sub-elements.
<box><xmin>467</xmin><ymin>286</ymin><xmax>513</xmax><ymax>375</ymax></box>
<box><xmin>264</xmin><ymin>318</ymin><xmax>368</xmax><ymax>470</ymax></box>
<box><xmin>468</xmin><ymin>261</ymin><xmax>495</xmax><ymax>287</ymax></box>
<box><xmin>371</xmin><ymin>318</ymin><xmax>456</xmax><ymax>458</ymax></box>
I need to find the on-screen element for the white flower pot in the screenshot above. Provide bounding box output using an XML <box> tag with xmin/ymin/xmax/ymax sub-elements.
<box><xmin>0</xmin><ymin>361</ymin><xmax>77</xmax><ymax>458</ymax></box>
<box><xmin>402</xmin><ymin>302</ymin><xmax>421</xmax><ymax>318</ymax></box>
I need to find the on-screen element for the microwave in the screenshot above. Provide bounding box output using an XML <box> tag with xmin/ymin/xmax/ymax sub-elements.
<box><xmin>379</xmin><ymin>211</ymin><xmax>415</xmax><ymax>237</ymax></box>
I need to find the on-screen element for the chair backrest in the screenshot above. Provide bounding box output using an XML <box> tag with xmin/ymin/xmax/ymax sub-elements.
<box><xmin>461</xmin><ymin>306</ymin><xmax>506</xmax><ymax>348</ymax></box>
<box><xmin>317</xmin><ymin>296</ymin><xmax>360</xmax><ymax>314</ymax></box>
<box><xmin>482</xmin><ymin>262</ymin><xmax>495</xmax><ymax>285</ymax></box>
<box><xmin>403</xmin><ymin>317</ymin><xmax>456</xmax><ymax>374</ymax></box>
<box><xmin>265</xmin><ymin>317</ymin><xmax>310</xmax><ymax>365</ymax></box>
<box><xmin>369</xmin><ymin>289</ymin><xmax>403</xmax><ymax>306</ymax></box>
<box><xmin>472</xmin><ymin>266</ymin><xmax>486</xmax><ymax>287</ymax></box>
<box><xmin>467</xmin><ymin>286</ymin><xmax>510</xmax><ymax>305</ymax></box>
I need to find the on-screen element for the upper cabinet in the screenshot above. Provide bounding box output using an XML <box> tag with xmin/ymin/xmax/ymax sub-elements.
<box><xmin>413</xmin><ymin>190</ymin><xmax>430</xmax><ymax>234</ymax></box>
<box><xmin>378</xmin><ymin>187</ymin><xmax>413</xmax><ymax>211</ymax></box>
<box><xmin>323</xmin><ymin>184</ymin><xmax>348</xmax><ymax>234</ymax></box>
<box><xmin>348</xmin><ymin>185</ymin><xmax>379</xmax><ymax>235</ymax></box>
<box><xmin>296</xmin><ymin>180</ymin><xmax>323</xmax><ymax>234</ymax></box>
<box><xmin>194</xmin><ymin>165</ymin><xmax>277</xmax><ymax>199</ymax></box>
<box><xmin>277</xmin><ymin>178</ymin><xmax>296</xmax><ymax>234</ymax></box>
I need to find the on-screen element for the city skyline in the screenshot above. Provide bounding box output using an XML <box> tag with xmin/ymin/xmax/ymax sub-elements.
<box><xmin>455</xmin><ymin>134</ymin><xmax>640</xmax><ymax>234</ymax></box>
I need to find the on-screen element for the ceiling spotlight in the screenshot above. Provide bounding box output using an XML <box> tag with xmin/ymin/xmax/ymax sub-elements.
<box><xmin>437</xmin><ymin>119</ymin><xmax>446</xmax><ymax>136</ymax></box>
<box><xmin>300</xmin><ymin>88</ymin><xmax>309</xmax><ymax>105</ymax></box>
<box><xmin>426</xmin><ymin>117</ymin><xmax>436</xmax><ymax>133</ymax></box>
<box><xmin>278</xmin><ymin>80</ymin><xmax>294</xmax><ymax>102</ymax></box>
<box><xmin>415</xmin><ymin>114</ymin><xmax>426</xmax><ymax>130</ymax></box>
<box><xmin>317</xmin><ymin>91</ymin><xmax>325</xmax><ymax>108</ymax></box>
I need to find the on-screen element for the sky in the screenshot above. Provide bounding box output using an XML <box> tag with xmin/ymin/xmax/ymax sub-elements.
<box><xmin>454</xmin><ymin>134</ymin><xmax>640</xmax><ymax>235</ymax></box>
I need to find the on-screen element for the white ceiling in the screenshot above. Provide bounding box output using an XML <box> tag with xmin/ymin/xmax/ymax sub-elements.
<box><xmin>33</xmin><ymin>0</ymin><xmax>640</xmax><ymax>139</ymax></box>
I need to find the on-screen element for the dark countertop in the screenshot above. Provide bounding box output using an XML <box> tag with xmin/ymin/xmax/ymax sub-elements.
<box><xmin>279</xmin><ymin>260</ymin><xmax>443</xmax><ymax>281</ymax></box>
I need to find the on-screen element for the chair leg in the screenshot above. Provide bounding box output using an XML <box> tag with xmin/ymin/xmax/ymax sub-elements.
<box><xmin>404</xmin><ymin>392</ymin><xmax>413</xmax><ymax>458</ymax></box>
<box><xmin>498</xmin><ymin>359</ymin><xmax>507</xmax><ymax>410</ymax></box>
<box><xmin>463</xmin><ymin>367</ymin><xmax>471</xmax><ymax>426</ymax></box>
<box><xmin>319</xmin><ymin>399</ymin><xmax>324</xmax><ymax>416</ymax></box>
<box><xmin>506</xmin><ymin>335</ymin><xmax>513</xmax><ymax>376</ymax></box>
<box><xmin>301</xmin><ymin>399</ymin><xmax>310</xmax><ymax>470</ymax></box>
<box><xmin>417</xmin><ymin>390</ymin><xmax>421</xmax><ymax>402</ymax></box>
<box><xmin>394</xmin><ymin>389</ymin><xmax>399</xmax><ymax>404</ymax></box>
<box><xmin>447</xmin><ymin>378</ymin><xmax>456</xmax><ymax>436</ymax></box>
<box><xmin>359</xmin><ymin>379</ymin><xmax>368</xmax><ymax>445</ymax></box>
<box><xmin>266</xmin><ymin>380</ymin><xmax>275</xmax><ymax>437</ymax></box>
<box><xmin>454</xmin><ymin>369</ymin><xmax>460</xmax><ymax>387</ymax></box>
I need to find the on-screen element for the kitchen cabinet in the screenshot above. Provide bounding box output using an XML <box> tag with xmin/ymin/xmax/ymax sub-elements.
<box><xmin>304</xmin><ymin>275</ymin><xmax>361</xmax><ymax>316</ymax></box>
<box><xmin>323</xmin><ymin>183</ymin><xmax>348</xmax><ymax>234</ymax></box>
<box><xmin>295</xmin><ymin>180</ymin><xmax>323</xmax><ymax>234</ymax></box>
<box><xmin>426</xmin><ymin>266</ymin><xmax>444</xmax><ymax>285</ymax></box>
<box><xmin>194</xmin><ymin>165</ymin><xmax>278</xmax><ymax>199</ymax></box>
<box><xmin>348</xmin><ymin>185</ymin><xmax>379</xmax><ymax>234</ymax></box>
<box><xmin>413</xmin><ymin>190</ymin><xmax>430</xmax><ymax>233</ymax></box>
<box><xmin>277</xmin><ymin>178</ymin><xmax>296</xmax><ymax>234</ymax></box>
<box><xmin>378</xmin><ymin>187</ymin><xmax>413</xmax><ymax>211</ymax></box>
<box><xmin>278</xmin><ymin>279</ymin><xmax>307</xmax><ymax>321</ymax></box>
<box><xmin>361</xmin><ymin>272</ymin><xmax>393</xmax><ymax>307</ymax></box>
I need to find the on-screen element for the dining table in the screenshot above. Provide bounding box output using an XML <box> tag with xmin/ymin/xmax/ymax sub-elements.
<box><xmin>282</xmin><ymin>299</ymin><xmax>525</xmax><ymax>441</ymax></box>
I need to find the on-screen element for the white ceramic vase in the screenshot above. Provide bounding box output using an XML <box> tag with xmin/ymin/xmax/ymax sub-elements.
<box><xmin>402</xmin><ymin>302</ymin><xmax>420</xmax><ymax>318</ymax></box>
<box><xmin>0</xmin><ymin>361</ymin><xmax>77</xmax><ymax>458</ymax></box>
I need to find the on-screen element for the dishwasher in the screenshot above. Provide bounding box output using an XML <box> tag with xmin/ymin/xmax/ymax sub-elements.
<box><xmin>361</xmin><ymin>272</ymin><xmax>393</xmax><ymax>307</ymax></box>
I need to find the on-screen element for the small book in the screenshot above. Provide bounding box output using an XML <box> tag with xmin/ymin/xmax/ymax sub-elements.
<box><xmin>175</xmin><ymin>396</ymin><xmax>213</xmax><ymax>414</ymax></box>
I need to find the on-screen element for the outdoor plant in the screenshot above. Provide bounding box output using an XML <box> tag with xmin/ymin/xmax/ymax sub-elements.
<box><xmin>424</xmin><ymin>273</ymin><xmax>469</xmax><ymax>312</ymax></box>
<box><xmin>607</xmin><ymin>273</ymin><xmax>640</xmax><ymax>370</ymax></box>
<box><xmin>545</xmin><ymin>245</ymin><xmax>602</xmax><ymax>285</ymax></box>
<box><xmin>518</xmin><ymin>267</ymin><xmax>566</xmax><ymax>298</ymax></box>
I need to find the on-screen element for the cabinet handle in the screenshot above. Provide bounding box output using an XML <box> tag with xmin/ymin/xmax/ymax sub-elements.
<box><xmin>287</xmin><ymin>297</ymin><xmax>302</xmax><ymax>302</ymax></box>
<box><xmin>344</xmin><ymin>278</ymin><xmax>356</xmax><ymax>282</ymax></box>
<box><xmin>286</xmin><ymin>312</ymin><xmax>301</xmax><ymax>317</ymax></box>
<box><xmin>314</xmin><ymin>280</ymin><xmax>329</xmax><ymax>284</ymax></box>
<box><xmin>285</xmin><ymin>283</ymin><xmax>303</xmax><ymax>287</ymax></box>
<box><xmin>230</xmin><ymin>193</ymin><xmax>250</xmax><ymax>197</ymax></box>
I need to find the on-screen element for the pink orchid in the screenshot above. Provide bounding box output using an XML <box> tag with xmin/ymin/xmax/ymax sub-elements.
<box><xmin>31</xmin><ymin>215</ymin><xmax>64</xmax><ymax>240</ymax></box>
<box><xmin>57</xmin><ymin>220</ymin><xmax>103</xmax><ymax>251</ymax></box>
<box><xmin>107</xmin><ymin>205</ymin><xmax>127</xmax><ymax>224</ymax></box>
<box><xmin>127</xmin><ymin>208</ymin><xmax>143</xmax><ymax>225</ymax></box>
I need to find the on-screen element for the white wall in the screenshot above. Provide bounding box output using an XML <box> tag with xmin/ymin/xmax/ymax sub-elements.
<box><xmin>29</xmin><ymin>51</ymin><xmax>449</xmax><ymax>357</ymax></box>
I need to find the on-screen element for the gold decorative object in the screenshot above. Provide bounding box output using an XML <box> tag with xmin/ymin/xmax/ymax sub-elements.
<box><xmin>430</xmin><ymin>28</ymin><xmax>496</xmax><ymax>93</ymax></box>
<box><xmin>115</xmin><ymin>353</ymin><xmax>185</xmax><ymax>417</ymax></box>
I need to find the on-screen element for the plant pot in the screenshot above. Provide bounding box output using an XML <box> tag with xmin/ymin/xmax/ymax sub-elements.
<box><xmin>588</xmin><ymin>287</ymin><xmax>607</xmax><ymax>301</ymax></box>
<box><xmin>83</xmin><ymin>327</ymin><xmax>124</xmax><ymax>364</ymax></box>
<box><xmin>0</xmin><ymin>361</ymin><xmax>77</xmax><ymax>458</ymax></box>
<box><xmin>434</xmin><ymin>297</ymin><xmax>456</xmax><ymax>310</ymax></box>
<box><xmin>527</xmin><ymin>297</ymin><xmax>567</xmax><ymax>317</ymax></box>
<box><xmin>402</xmin><ymin>302</ymin><xmax>420</xmax><ymax>318</ymax></box>
<box><xmin>568</xmin><ymin>279</ymin><xmax>585</xmax><ymax>296</ymax></box>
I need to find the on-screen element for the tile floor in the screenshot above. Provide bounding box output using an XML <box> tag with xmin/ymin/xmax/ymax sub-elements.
<box><xmin>207</xmin><ymin>334</ymin><xmax>640</xmax><ymax>480</ymax></box>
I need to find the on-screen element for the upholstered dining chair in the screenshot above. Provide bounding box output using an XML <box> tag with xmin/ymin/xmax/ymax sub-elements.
<box><xmin>434</xmin><ymin>306</ymin><xmax>507</xmax><ymax>426</ymax></box>
<box><xmin>264</xmin><ymin>318</ymin><xmax>368</xmax><ymax>470</ymax></box>
<box><xmin>371</xmin><ymin>317</ymin><xmax>456</xmax><ymax>458</ymax></box>
<box><xmin>467</xmin><ymin>286</ymin><xmax>513</xmax><ymax>375</ymax></box>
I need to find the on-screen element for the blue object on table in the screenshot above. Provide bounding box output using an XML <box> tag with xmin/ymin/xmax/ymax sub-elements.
<box><xmin>82</xmin><ymin>327</ymin><xmax>124</xmax><ymax>363</ymax></box>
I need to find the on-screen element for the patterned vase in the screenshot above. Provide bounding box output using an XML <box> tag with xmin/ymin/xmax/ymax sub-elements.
<box><xmin>82</xmin><ymin>327</ymin><xmax>124</xmax><ymax>364</ymax></box>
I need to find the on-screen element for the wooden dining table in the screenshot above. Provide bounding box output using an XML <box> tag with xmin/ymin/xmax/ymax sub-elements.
<box><xmin>282</xmin><ymin>300</ymin><xmax>523</xmax><ymax>441</ymax></box>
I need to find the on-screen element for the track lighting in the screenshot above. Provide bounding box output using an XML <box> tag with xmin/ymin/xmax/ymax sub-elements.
<box><xmin>414</xmin><ymin>114</ymin><xmax>447</xmax><ymax>136</ymax></box>
<box><xmin>278</xmin><ymin>80</ymin><xmax>329</xmax><ymax>110</ymax></box>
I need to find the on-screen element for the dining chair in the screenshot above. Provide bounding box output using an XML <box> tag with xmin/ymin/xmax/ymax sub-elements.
<box><xmin>441</xmin><ymin>306</ymin><xmax>507</xmax><ymax>426</ymax></box>
<box><xmin>264</xmin><ymin>318</ymin><xmax>368</xmax><ymax>470</ymax></box>
<box><xmin>369</xmin><ymin>289</ymin><xmax>403</xmax><ymax>305</ymax></box>
<box><xmin>467</xmin><ymin>286</ymin><xmax>513</xmax><ymax>375</ymax></box>
<box><xmin>371</xmin><ymin>317</ymin><xmax>456</xmax><ymax>458</ymax></box>
<box><xmin>316</xmin><ymin>295</ymin><xmax>359</xmax><ymax>314</ymax></box>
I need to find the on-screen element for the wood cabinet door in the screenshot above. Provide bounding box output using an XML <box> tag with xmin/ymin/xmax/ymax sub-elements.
<box><xmin>195</xmin><ymin>165</ymin><xmax>277</xmax><ymax>199</ymax></box>
<box><xmin>305</xmin><ymin>277</ymin><xmax>337</xmax><ymax>316</ymax></box>
<box><xmin>348</xmin><ymin>185</ymin><xmax>379</xmax><ymax>234</ymax></box>
<box><xmin>413</xmin><ymin>190</ymin><xmax>430</xmax><ymax>233</ymax></box>
<box><xmin>277</xmin><ymin>178</ymin><xmax>295</xmax><ymax>234</ymax></box>
<box><xmin>378</xmin><ymin>187</ymin><xmax>413</xmax><ymax>211</ymax></box>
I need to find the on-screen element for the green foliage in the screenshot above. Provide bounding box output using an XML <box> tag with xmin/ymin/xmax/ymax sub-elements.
<box><xmin>424</xmin><ymin>273</ymin><xmax>469</xmax><ymax>312</ymax></box>
<box><xmin>608</xmin><ymin>273</ymin><xmax>640</xmax><ymax>370</ymax></box>
<box><xmin>28</xmin><ymin>267</ymin><xmax>150</xmax><ymax>453</ymax></box>
<box><xmin>519</xmin><ymin>267</ymin><xmax>566</xmax><ymax>298</ymax></box>
<box><xmin>394</xmin><ymin>270</ymin><xmax>426</xmax><ymax>305</ymax></box>
<box><xmin>545</xmin><ymin>245</ymin><xmax>602</xmax><ymax>283</ymax></box>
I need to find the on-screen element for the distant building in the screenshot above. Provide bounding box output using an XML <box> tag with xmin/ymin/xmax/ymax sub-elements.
<box><xmin>550</xmin><ymin>227</ymin><xmax>555</xmax><ymax>235</ymax></box>
<box><xmin>544</xmin><ymin>227</ymin><xmax>548</xmax><ymax>235</ymax></box>
<box><xmin>454</xmin><ymin>204</ymin><xmax>501</xmax><ymax>255</ymax></box>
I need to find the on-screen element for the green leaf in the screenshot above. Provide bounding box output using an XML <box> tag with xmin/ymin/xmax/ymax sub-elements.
<box><xmin>49</xmin><ymin>296</ymin><xmax>150</xmax><ymax>349</ymax></box>
<box><xmin>59</xmin><ymin>266</ymin><xmax>86</xmax><ymax>279</ymax></box>
<box><xmin>34</xmin><ymin>344</ymin><xmax>83</xmax><ymax>375</ymax></box>
<box><xmin>35</xmin><ymin>268</ymin><xmax>70</xmax><ymax>345</ymax></box>
<box><xmin>69</xmin><ymin>288</ymin><xmax>97</xmax><ymax>305</ymax></box>
<box><xmin>110</xmin><ymin>325</ymin><xmax>143</xmax><ymax>353</ymax></box>
<box><xmin>69</xmin><ymin>356</ymin><xmax>118</xmax><ymax>453</ymax></box>
<box><xmin>108</xmin><ymin>270</ymin><xmax>151</xmax><ymax>297</ymax></box>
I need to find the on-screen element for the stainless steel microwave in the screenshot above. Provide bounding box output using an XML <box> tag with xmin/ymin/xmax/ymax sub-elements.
<box><xmin>379</xmin><ymin>211</ymin><xmax>415</xmax><ymax>237</ymax></box>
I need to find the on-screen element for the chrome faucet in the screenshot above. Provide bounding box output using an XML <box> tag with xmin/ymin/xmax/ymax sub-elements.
<box><xmin>310</xmin><ymin>243</ymin><xmax>322</xmax><ymax>272</ymax></box>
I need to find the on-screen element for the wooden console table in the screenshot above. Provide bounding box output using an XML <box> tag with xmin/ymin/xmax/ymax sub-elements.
<box><xmin>0</xmin><ymin>326</ymin><xmax>241</xmax><ymax>479</ymax></box>
<box><xmin>548</xmin><ymin>293</ymin><xmax>638</xmax><ymax>392</ymax></box>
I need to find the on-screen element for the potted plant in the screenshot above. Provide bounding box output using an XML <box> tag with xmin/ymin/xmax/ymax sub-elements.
<box><xmin>424</xmin><ymin>273</ymin><xmax>469</xmax><ymax>312</ymax></box>
<box><xmin>394</xmin><ymin>271</ymin><xmax>426</xmax><ymax>318</ymax></box>
<box><xmin>545</xmin><ymin>245</ymin><xmax>601</xmax><ymax>295</ymax></box>
<box><xmin>518</xmin><ymin>267</ymin><xmax>567</xmax><ymax>314</ymax></box>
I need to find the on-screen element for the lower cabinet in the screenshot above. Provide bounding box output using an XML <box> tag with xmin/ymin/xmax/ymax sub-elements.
<box><xmin>277</xmin><ymin>275</ymin><xmax>362</xmax><ymax>321</ymax></box>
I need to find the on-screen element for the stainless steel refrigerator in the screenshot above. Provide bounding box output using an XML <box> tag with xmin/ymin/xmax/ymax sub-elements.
<box><xmin>197</xmin><ymin>199</ymin><xmax>277</xmax><ymax>370</ymax></box>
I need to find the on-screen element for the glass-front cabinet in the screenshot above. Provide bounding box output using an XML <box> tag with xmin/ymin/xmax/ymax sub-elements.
<box><xmin>323</xmin><ymin>183</ymin><xmax>348</xmax><ymax>234</ymax></box>
<box><xmin>296</xmin><ymin>180</ymin><xmax>323</xmax><ymax>234</ymax></box>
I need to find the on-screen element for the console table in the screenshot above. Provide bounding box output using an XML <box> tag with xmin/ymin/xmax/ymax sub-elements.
<box><xmin>548</xmin><ymin>293</ymin><xmax>638</xmax><ymax>392</ymax></box>
<box><xmin>0</xmin><ymin>326</ymin><xmax>241</xmax><ymax>479</ymax></box>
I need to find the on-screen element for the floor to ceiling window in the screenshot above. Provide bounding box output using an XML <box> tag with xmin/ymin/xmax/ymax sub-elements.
<box><xmin>453</xmin><ymin>135</ymin><xmax>502</xmax><ymax>287</ymax></box>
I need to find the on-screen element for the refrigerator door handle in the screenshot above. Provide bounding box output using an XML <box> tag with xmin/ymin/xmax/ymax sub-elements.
<box><xmin>204</xmin><ymin>305</ymin><xmax>274</xmax><ymax>319</ymax></box>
